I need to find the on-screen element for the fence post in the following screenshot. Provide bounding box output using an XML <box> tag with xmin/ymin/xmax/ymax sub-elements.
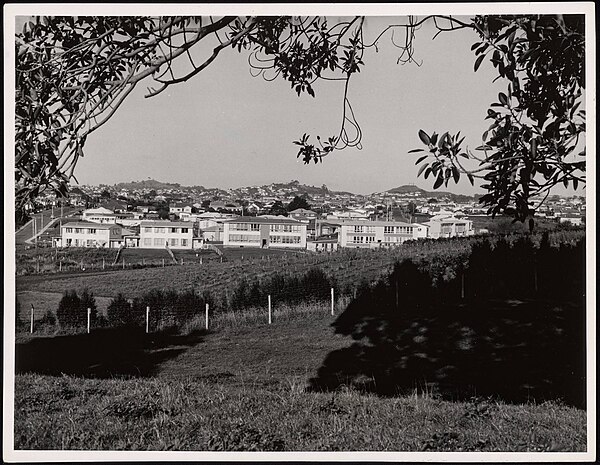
<box><xmin>87</xmin><ymin>308</ymin><xmax>91</xmax><ymax>334</ymax></box>
<box><xmin>142</xmin><ymin>258</ymin><xmax>145</xmax><ymax>266</ymax></box>
<box><xmin>122</xmin><ymin>257</ymin><xmax>125</xmax><ymax>269</ymax></box>
<box><xmin>331</xmin><ymin>288</ymin><xmax>335</xmax><ymax>316</ymax></box>
<box><xmin>146</xmin><ymin>306</ymin><xmax>150</xmax><ymax>333</ymax></box>
<box><xmin>200</xmin><ymin>257</ymin><xmax>203</xmax><ymax>265</ymax></box>
<box><xmin>162</xmin><ymin>258</ymin><xmax>165</xmax><ymax>267</ymax></box>
<box><xmin>268</xmin><ymin>295</ymin><xmax>272</xmax><ymax>324</ymax></box>
<box><xmin>461</xmin><ymin>272</ymin><xmax>465</xmax><ymax>299</ymax></box>
<box><xmin>30</xmin><ymin>304</ymin><xmax>34</xmax><ymax>334</ymax></box>
<box><xmin>37</xmin><ymin>258</ymin><xmax>40</xmax><ymax>273</ymax></box>
<box><xmin>102</xmin><ymin>258</ymin><xmax>105</xmax><ymax>270</ymax></box>
<box><xmin>205</xmin><ymin>303</ymin><xmax>209</xmax><ymax>330</ymax></box>
<box><xmin>59</xmin><ymin>261</ymin><xmax>62</xmax><ymax>272</ymax></box>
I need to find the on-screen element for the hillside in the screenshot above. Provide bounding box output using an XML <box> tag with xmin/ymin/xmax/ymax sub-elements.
<box><xmin>385</xmin><ymin>184</ymin><xmax>475</xmax><ymax>202</ymax></box>
<box><xmin>113</xmin><ymin>179</ymin><xmax>184</xmax><ymax>190</ymax></box>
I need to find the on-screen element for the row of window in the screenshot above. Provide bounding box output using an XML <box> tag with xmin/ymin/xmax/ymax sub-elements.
<box><xmin>270</xmin><ymin>224</ymin><xmax>303</xmax><ymax>233</ymax></box>
<box><xmin>384</xmin><ymin>226</ymin><xmax>414</xmax><ymax>234</ymax></box>
<box><xmin>65</xmin><ymin>228</ymin><xmax>100</xmax><ymax>234</ymax></box>
<box><xmin>350</xmin><ymin>236</ymin><xmax>376</xmax><ymax>244</ymax></box>
<box><xmin>143</xmin><ymin>227</ymin><xmax>189</xmax><ymax>234</ymax></box>
<box><xmin>142</xmin><ymin>238</ymin><xmax>189</xmax><ymax>246</ymax></box>
<box><xmin>228</xmin><ymin>234</ymin><xmax>260</xmax><ymax>243</ymax></box>
<box><xmin>229</xmin><ymin>223</ymin><xmax>260</xmax><ymax>231</ymax></box>
<box><xmin>352</xmin><ymin>225</ymin><xmax>376</xmax><ymax>233</ymax></box>
<box><xmin>270</xmin><ymin>235</ymin><xmax>301</xmax><ymax>244</ymax></box>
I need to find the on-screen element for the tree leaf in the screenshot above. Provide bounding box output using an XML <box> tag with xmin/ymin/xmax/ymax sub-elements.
<box><xmin>433</xmin><ymin>174</ymin><xmax>443</xmax><ymax>189</ymax></box>
<box><xmin>474</xmin><ymin>54</ymin><xmax>485</xmax><ymax>72</ymax></box>
<box><xmin>408</xmin><ymin>148</ymin><xmax>424</xmax><ymax>153</ymax></box>
<box><xmin>418</xmin><ymin>129</ymin><xmax>431</xmax><ymax>145</ymax></box>
<box><xmin>415</xmin><ymin>155</ymin><xmax>428</xmax><ymax>165</ymax></box>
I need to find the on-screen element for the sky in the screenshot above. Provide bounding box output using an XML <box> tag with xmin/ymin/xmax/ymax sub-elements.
<box><xmin>74</xmin><ymin>16</ymin><xmax>507</xmax><ymax>195</ymax></box>
<box><xmin>12</xmin><ymin>10</ymin><xmax>588</xmax><ymax>197</ymax></box>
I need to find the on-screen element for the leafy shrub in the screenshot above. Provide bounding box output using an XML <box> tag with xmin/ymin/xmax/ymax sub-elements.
<box><xmin>107</xmin><ymin>294</ymin><xmax>136</xmax><ymax>327</ymax></box>
<box><xmin>56</xmin><ymin>289</ymin><xmax>97</xmax><ymax>329</ymax></box>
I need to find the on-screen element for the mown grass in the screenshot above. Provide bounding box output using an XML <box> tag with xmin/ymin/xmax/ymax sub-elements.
<box><xmin>13</xmin><ymin>306</ymin><xmax>587</xmax><ymax>452</ymax></box>
<box><xmin>14</xmin><ymin>373</ymin><xmax>586</xmax><ymax>451</ymax></box>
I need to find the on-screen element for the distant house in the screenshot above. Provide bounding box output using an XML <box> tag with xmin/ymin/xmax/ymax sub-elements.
<box><xmin>223</xmin><ymin>216</ymin><xmax>307</xmax><ymax>249</ymax></box>
<box><xmin>337</xmin><ymin>220</ymin><xmax>423</xmax><ymax>248</ymax></box>
<box><xmin>289</xmin><ymin>208</ymin><xmax>318</xmax><ymax>221</ymax></box>
<box><xmin>423</xmin><ymin>214</ymin><xmax>475</xmax><ymax>239</ymax></box>
<box><xmin>139</xmin><ymin>220</ymin><xmax>193</xmax><ymax>249</ymax></box>
<box><xmin>169</xmin><ymin>203</ymin><xmax>193</xmax><ymax>215</ymax></box>
<box><xmin>58</xmin><ymin>221</ymin><xmax>129</xmax><ymax>248</ymax></box>
<box><xmin>200</xmin><ymin>224</ymin><xmax>223</xmax><ymax>242</ymax></box>
<box><xmin>307</xmin><ymin>234</ymin><xmax>339</xmax><ymax>252</ymax></box>
<box><xmin>559</xmin><ymin>214</ymin><xmax>584</xmax><ymax>226</ymax></box>
<box><xmin>82</xmin><ymin>207</ymin><xmax>117</xmax><ymax>224</ymax></box>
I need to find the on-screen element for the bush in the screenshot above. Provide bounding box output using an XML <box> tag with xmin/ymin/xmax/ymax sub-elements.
<box><xmin>107</xmin><ymin>294</ymin><xmax>135</xmax><ymax>327</ymax></box>
<box><xmin>56</xmin><ymin>289</ymin><xmax>97</xmax><ymax>329</ymax></box>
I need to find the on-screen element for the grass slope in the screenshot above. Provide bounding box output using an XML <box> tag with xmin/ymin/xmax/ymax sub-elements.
<box><xmin>14</xmin><ymin>310</ymin><xmax>587</xmax><ymax>452</ymax></box>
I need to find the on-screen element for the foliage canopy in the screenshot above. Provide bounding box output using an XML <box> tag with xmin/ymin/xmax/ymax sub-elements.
<box><xmin>15</xmin><ymin>14</ymin><xmax>586</xmax><ymax>222</ymax></box>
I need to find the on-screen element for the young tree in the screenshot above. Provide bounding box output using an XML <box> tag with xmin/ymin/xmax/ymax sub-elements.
<box><xmin>14</xmin><ymin>14</ymin><xmax>586</xmax><ymax>225</ymax></box>
<box><xmin>287</xmin><ymin>195</ymin><xmax>312</xmax><ymax>212</ymax></box>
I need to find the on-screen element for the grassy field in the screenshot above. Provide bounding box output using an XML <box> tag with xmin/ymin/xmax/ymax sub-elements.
<box><xmin>13</xmin><ymin>311</ymin><xmax>587</xmax><ymax>451</ymax></box>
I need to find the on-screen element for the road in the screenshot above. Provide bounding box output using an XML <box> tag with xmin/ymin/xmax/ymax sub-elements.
<box><xmin>15</xmin><ymin>207</ymin><xmax>80</xmax><ymax>245</ymax></box>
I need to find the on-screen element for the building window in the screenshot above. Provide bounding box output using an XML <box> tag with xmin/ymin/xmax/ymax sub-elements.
<box><xmin>365</xmin><ymin>236</ymin><xmax>375</xmax><ymax>243</ymax></box>
<box><xmin>65</xmin><ymin>228</ymin><xmax>73</xmax><ymax>233</ymax></box>
<box><xmin>143</xmin><ymin>238</ymin><xmax>152</xmax><ymax>246</ymax></box>
<box><xmin>171</xmin><ymin>238</ymin><xmax>179</xmax><ymax>246</ymax></box>
<box><xmin>88</xmin><ymin>229</ymin><xmax>96</xmax><ymax>234</ymax></box>
<box><xmin>384</xmin><ymin>226</ymin><xmax>394</xmax><ymax>234</ymax></box>
<box><xmin>181</xmin><ymin>239</ymin><xmax>188</xmax><ymax>247</ymax></box>
<box><xmin>171</xmin><ymin>228</ymin><xmax>178</xmax><ymax>233</ymax></box>
<box><xmin>75</xmin><ymin>228</ymin><xmax>82</xmax><ymax>233</ymax></box>
<box><xmin>154</xmin><ymin>238</ymin><xmax>164</xmax><ymax>246</ymax></box>
<box><xmin>353</xmin><ymin>225</ymin><xmax>364</xmax><ymax>233</ymax></box>
<box><xmin>144</xmin><ymin>227</ymin><xmax>152</xmax><ymax>233</ymax></box>
<box><xmin>181</xmin><ymin>228</ymin><xmax>188</xmax><ymax>233</ymax></box>
<box><xmin>250</xmin><ymin>224</ymin><xmax>260</xmax><ymax>231</ymax></box>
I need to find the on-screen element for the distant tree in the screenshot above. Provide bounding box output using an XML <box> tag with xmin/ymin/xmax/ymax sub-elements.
<box><xmin>100</xmin><ymin>189</ymin><xmax>111</xmax><ymax>199</ymax></box>
<box><xmin>157</xmin><ymin>206</ymin><xmax>170</xmax><ymax>220</ymax></box>
<box><xmin>107</xmin><ymin>293</ymin><xmax>137</xmax><ymax>327</ymax></box>
<box><xmin>269</xmin><ymin>200</ymin><xmax>288</xmax><ymax>216</ymax></box>
<box><xmin>56</xmin><ymin>289</ymin><xmax>97</xmax><ymax>328</ymax></box>
<box><xmin>287</xmin><ymin>195</ymin><xmax>312</xmax><ymax>212</ymax></box>
<box><xmin>201</xmin><ymin>200</ymin><xmax>211</xmax><ymax>209</ymax></box>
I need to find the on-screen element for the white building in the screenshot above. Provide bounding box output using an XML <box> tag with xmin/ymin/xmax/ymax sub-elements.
<box><xmin>82</xmin><ymin>207</ymin><xmax>117</xmax><ymax>224</ymax></box>
<box><xmin>59</xmin><ymin>221</ymin><xmax>127</xmax><ymax>248</ymax></box>
<box><xmin>423</xmin><ymin>214</ymin><xmax>475</xmax><ymax>239</ymax></box>
<box><xmin>139</xmin><ymin>220</ymin><xmax>193</xmax><ymax>249</ymax></box>
<box><xmin>223</xmin><ymin>216</ymin><xmax>307</xmax><ymax>249</ymax></box>
<box><xmin>338</xmin><ymin>220</ymin><xmax>424</xmax><ymax>248</ymax></box>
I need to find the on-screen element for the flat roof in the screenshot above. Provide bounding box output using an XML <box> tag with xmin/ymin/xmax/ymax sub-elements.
<box><xmin>140</xmin><ymin>220</ymin><xmax>192</xmax><ymax>227</ymax></box>
<box><xmin>223</xmin><ymin>216</ymin><xmax>305</xmax><ymax>225</ymax></box>
<box><xmin>62</xmin><ymin>221</ymin><xmax>117</xmax><ymax>229</ymax></box>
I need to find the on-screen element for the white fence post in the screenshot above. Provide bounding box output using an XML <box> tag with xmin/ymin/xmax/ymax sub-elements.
<box><xmin>30</xmin><ymin>304</ymin><xmax>34</xmax><ymax>334</ymax></box>
<box><xmin>205</xmin><ymin>303</ymin><xmax>209</xmax><ymax>330</ymax></box>
<box><xmin>162</xmin><ymin>258</ymin><xmax>165</xmax><ymax>267</ymax></box>
<box><xmin>122</xmin><ymin>257</ymin><xmax>125</xmax><ymax>269</ymax></box>
<box><xmin>59</xmin><ymin>261</ymin><xmax>62</xmax><ymax>272</ymax></box>
<box><xmin>87</xmin><ymin>308</ymin><xmax>91</xmax><ymax>334</ymax></box>
<box><xmin>146</xmin><ymin>306</ymin><xmax>150</xmax><ymax>333</ymax></box>
<box><xmin>102</xmin><ymin>258</ymin><xmax>105</xmax><ymax>270</ymax></box>
<box><xmin>268</xmin><ymin>295</ymin><xmax>272</xmax><ymax>324</ymax></box>
<box><xmin>331</xmin><ymin>288</ymin><xmax>335</xmax><ymax>316</ymax></box>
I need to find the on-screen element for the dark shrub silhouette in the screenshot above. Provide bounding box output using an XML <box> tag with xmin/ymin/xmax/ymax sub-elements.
<box><xmin>310</xmin><ymin>239</ymin><xmax>586</xmax><ymax>408</ymax></box>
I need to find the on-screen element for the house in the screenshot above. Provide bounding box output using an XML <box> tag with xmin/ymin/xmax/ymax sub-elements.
<box><xmin>559</xmin><ymin>214</ymin><xmax>584</xmax><ymax>226</ymax></box>
<box><xmin>423</xmin><ymin>214</ymin><xmax>475</xmax><ymax>239</ymax></box>
<box><xmin>337</xmin><ymin>220</ymin><xmax>424</xmax><ymax>248</ymax></box>
<box><xmin>307</xmin><ymin>234</ymin><xmax>339</xmax><ymax>252</ymax></box>
<box><xmin>81</xmin><ymin>207</ymin><xmax>117</xmax><ymax>224</ymax></box>
<box><xmin>169</xmin><ymin>203</ymin><xmax>193</xmax><ymax>215</ymax></box>
<box><xmin>289</xmin><ymin>208</ymin><xmax>318</xmax><ymax>221</ymax></box>
<box><xmin>200</xmin><ymin>224</ymin><xmax>223</xmax><ymax>242</ymax></box>
<box><xmin>223</xmin><ymin>216</ymin><xmax>307</xmax><ymax>249</ymax></box>
<box><xmin>58</xmin><ymin>221</ymin><xmax>129</xmax><ymax>248</ymax></box>
<box><xmin>139</xmin><ymin>220</ymin><xmax>193</xmax><ymax>249</ymax></box>
<box><xmin>196</xmin><ymin>212</ymin><xmax>237</xmax><ymax>229</ymax></box>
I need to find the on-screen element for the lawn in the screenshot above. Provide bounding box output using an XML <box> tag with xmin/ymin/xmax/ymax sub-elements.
<box><xmin>12</xmin><ymin>303</ymin><xmax>588</xmax><ymax>452</ymax></box>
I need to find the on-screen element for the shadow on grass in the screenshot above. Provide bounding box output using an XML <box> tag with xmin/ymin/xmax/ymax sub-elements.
<box><xmin>309</xmin><ymin>298</ymin><xmax>586</xmax><ymax>408</ymax></box>
<box><xmin>15</xmin><ymin>327</ymin><xmax>207</xmax><ymax>378</ymax></box>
